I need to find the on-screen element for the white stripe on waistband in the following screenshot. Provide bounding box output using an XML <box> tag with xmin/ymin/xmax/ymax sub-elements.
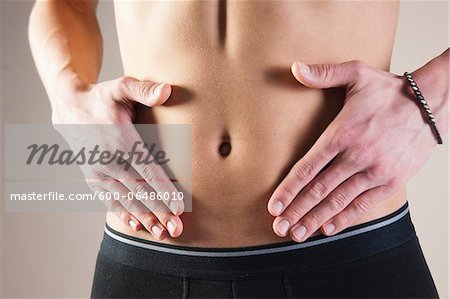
<box><xmin>104</xmin><ymin>207</ymin><xmax>409</xmax><ymax>257</ymax></box>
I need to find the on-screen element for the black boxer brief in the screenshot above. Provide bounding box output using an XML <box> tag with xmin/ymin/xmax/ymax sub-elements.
<box><xmin>91</xmin><ymin>202</ymin><xmax>439</xmax><ymax>298</ymax></box>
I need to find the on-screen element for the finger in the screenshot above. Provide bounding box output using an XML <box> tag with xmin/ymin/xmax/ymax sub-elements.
<box><xmin>119</xmin><ymin>199</ymin><xmax>168</xmax><ymax>241</ymax></box>
<box><xmin>268</xmin><ymin>132</ymin><xmax>339</xmax><ymax>217</ymax></box>
<box><xmin>289</xmin><ymin>172</ymin><xmax>377</xmax><ymax>242</ymax></box>
<box><xmin>106</xmin><ymin>76</ymin><xmax>172</xmax><ymax>107</ymax></box>
<box><xmin>120</xmin><ymin>128</ymin><xmax>185</xmax><ymax>216</ymax></box>
<box><xmin>110</xmin><ymin>162</ymin><xmax>183</xmax><ymax>238</ymax></box>
<box><xmin>291</xmin><ymin>60</ymin><xmax>367</xmax><ymax>89</ymax></box>
<box><xmin>322</xmin><ymin>186</ymin><xmax>390</xmax><ymax>235</ymax></box>
<box><xmin>108</xmin><ymin>198</ymin><xmax>143</xmax><ymax>232</ymax></box>
<box><xmin>103</xmin><ymin>125</ymin><xmax>185</xmax><ymax>216</ymax></box>
<box><xmin>102</xmin><ymin>126</ymin><xmax>184</xmax><ymax>237</ymax></box>
<box><xmin>97</xmin><ymin>177</ymin><xmax>168</xmax><ymax>240</ymax></box>
<box><xmin>100</xmin><ymin>186</ymin><xmax>143</xmax><ymax>232</ymax></box>
<box><xmin>272</xmin><ymin>155</ymin><xmax>357</xmax><ymax>236</ymax></box>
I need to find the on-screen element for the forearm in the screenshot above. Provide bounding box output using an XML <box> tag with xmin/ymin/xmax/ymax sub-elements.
<box><xmin>411</xmin><ymin>48</ymin><xmax>449</xmax><ymax>134</ymax></box>
<box><xmin>28</xmin><ymin>0</ymin><xmax>101</xmax><ymax>102</ymax></box>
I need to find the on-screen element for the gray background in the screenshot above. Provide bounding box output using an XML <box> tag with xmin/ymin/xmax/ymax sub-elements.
<box><xmin>1</xmin><ymin>1</ymin><xmax>449</xmax><ymax>297</ymax></box>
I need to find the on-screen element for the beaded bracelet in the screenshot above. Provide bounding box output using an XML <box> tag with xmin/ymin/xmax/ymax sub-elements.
<box><xmin>403</xmin><ymin>72</ymin><xmax>443</xmax><ymax>145</ymax></box>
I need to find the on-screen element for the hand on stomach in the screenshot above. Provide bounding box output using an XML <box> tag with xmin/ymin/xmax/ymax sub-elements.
<box><xmin>105</xmin><ymin>66</ymin><xmax>407</xmax><ymax>247</ymax></box>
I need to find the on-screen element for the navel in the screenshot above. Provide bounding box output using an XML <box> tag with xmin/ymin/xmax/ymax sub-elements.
<box><xmin>218</xmin><ymin>134</ymin><xmax>232</xmax><ymax>158</ymax></box>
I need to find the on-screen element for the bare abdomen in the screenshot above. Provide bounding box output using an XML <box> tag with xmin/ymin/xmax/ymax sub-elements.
<box><xmin>106</xmin><ymin>0</ymin><xmax>406</xmax><ymax>247</ymax></box>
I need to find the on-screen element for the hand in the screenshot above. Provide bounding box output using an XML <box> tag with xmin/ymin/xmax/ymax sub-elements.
<box><xmin>51</xmin><ymin>76</ymin><xmax>184</xmax><ymax>240</ymax></box>
<box><xmin>268</xmin><ymin>60</ymin><xmax>440</xmax><ymax>242</ymax></box>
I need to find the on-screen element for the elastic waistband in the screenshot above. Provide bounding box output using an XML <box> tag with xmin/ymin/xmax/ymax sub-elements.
<box><xmin>100</xmin><ymin>203</ymin><xmax>415</xmax><ymax>279</ymax></box>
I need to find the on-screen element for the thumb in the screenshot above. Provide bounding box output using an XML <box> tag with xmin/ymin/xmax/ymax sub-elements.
<box><xmin>291</xmin><ymin>60</ymin><xmax>365</xmax><ymax>89</ymax></box>
<box><xmin>112</xmin><ymin>76</ymin><xmax>172</xmax><ymax>107</ymax></box>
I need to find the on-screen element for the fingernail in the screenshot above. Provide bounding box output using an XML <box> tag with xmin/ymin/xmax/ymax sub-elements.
<box><xmin>169</xmin><ymin>201</ymin><xmax>178</xmax><ymax>214</ymax></box>
<box><xmin>293</xmin><ymin>225</ymin><xmax>307</xmax><ymax>241</ymax></box>
<box><xmin>151</xmin><ymin>225</ymin><xmax>162</xmax><ymax>238</ymax></box>
<box><xmin>297</xmin><ymin>62</ymin><xmax>310</xmax><ymax>75</ymax></box>
<box><xmin>277</xmin><ymin>219</ymin><xmax>290</xmax><ymax>236</ymax></box>
<box><xmin>272</xmin><ymin>201</ymin><xmax>283</xmax><ymax>215</ymax></box>
<box><xmin>324</xmin><ymin>223</ymin><xmax>336</xmax><ymax>235</ymax></box>
<box><xmin>167</xmin><ymin>219</ymin><xmax>176</xmax><ymax>236</ymax></box>
<box><xmin>153</xmin><ymin>83</ymin><xmax>165</xmax><ymax>96</ymax></box>
<box><xmin>128</xmin><ymin>219</ymin><xmax>137</xmax><ymax>230</ymax></box>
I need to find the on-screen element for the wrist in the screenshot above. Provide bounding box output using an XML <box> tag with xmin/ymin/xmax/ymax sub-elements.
<box><xmin>410</xmin><ymin>50</ymin><xmax>449</xmax><ymax>134</ymax></box>
<box><xmin>47</xmin><ymin>72</ymin><xmax>91</xmax><ymax>124</ymax></box>
<box><xmin>403</xmin><ymin>72</ymin><xmax>444</xmax><ymax>144</ymax></box>
<box><xmin>47</xmin><ymin>72</ymin><xmax>90</xmax><ymax>107</ymax></box>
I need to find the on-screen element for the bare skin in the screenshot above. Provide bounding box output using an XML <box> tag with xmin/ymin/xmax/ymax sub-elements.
<box><xmin>107</xmin><ymin>0</ymin><xmax>406</xmax><ymax>247</ymax></box>
<box><xmin>29</xmin><ymin>1</ymin><xmax>447</xmax><ymax>248</ymax></box>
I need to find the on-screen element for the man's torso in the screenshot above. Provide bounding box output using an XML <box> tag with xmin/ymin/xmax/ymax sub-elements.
<box><xmin>106</xmin><ymin>0</ymin><xmax>407</xmax><ymax>247</ymax></box>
